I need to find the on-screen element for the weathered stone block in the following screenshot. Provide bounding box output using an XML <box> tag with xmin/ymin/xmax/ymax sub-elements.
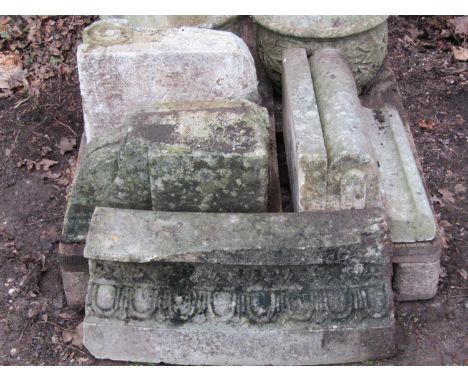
<box><xmin>58</xmin><ymin>243</ymin><xmax>88</xmax><ymax>308</ymax></box>
<box><xmin>135</xmin><ymin>100</ymin><xmax>270</xmax><ymax>213</ymax></box>
<box><xmin>62</xmin><ymin>100</ymin><xmax>269</xmax><ymax>242</ymax></box>
<box><xmin>309</xmin><ymin>48</ymin><xmax>380</xmax><ymax>211</ymax></box>
<box><xmin>83</xmin><ymin>206</ymin><xmax>395</xmax><ymax>365</ymax></box>
<box><xmin>62</xmin><ymin>131</ymin><xmax>151</xmax><ymax>242</ymax></box>
<box><xmin>61</xmin><ymin>270</ymin><xmax>88</xmax><ymax>310</ymax></box>
<box><xmin>282</xmin><ymin>48</ymin><xmax>327</xmax><ymax>211</ymax></box>
<box><xmin>393</xmin><ymin>260</ymin><xmax>440</xmax><ymax>301</ymax></box>
<box><xmin>78</xmin><ymin>21</ymin><xmax>258</xmax><ymax>141</ymax></box>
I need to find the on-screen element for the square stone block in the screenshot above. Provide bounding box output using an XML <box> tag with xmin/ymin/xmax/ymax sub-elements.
<box><xmin>78</xmin><ymin>21</ymin><xmax>258</xmax><ymax>141</ymax></box>
<box><xmin>128</xmin><ymin>100</ymin><xmax>270</xmax><ymax>213</ymax></box>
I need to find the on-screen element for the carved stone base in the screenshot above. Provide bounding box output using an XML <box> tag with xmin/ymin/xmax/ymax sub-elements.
<box><xmin>83</xmin><ymin>207</ymin><xmax>396</xmax><ymax>365</ymax></box>
<box><xmin>84</xmin><ymin>319</ymin><xmax>396</xmax><ymax>365</ymax></box>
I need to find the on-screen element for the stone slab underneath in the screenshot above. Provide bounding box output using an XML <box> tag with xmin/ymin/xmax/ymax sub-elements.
<box><xmin>84</xmin><ymin>319</ymin><xmax>396</xmax><ymax>365</ymax></box>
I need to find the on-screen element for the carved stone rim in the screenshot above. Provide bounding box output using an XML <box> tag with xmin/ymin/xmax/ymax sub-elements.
<box><xmin>252</xmin><ymin>15</ymin><xmax>389</xmax><ymax>39</ymax></box>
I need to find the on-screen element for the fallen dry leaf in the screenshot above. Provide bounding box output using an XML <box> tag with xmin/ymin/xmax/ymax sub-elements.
<box><xmin>438</xmin><ymin>188</ymin><xmax>456</xmax><ymax>204</ymax></box>
<box><xmin>59</xmin><ymin>311</ymin><xmax>75</xmax><ymax>321</ymax></box>
<box><xmin>41</xmin><ymin>171</ymin><xmax>61</xmax><ymax>180</ymax></box>
<box><xmin>454</xmin><ymin>183</ymin><xmax>466</xmax><ymax>195</ymax></box>
<box><xmin>452</xmin><ymin>46</ymin><xmax>468</xmax><ymax>61</ymax></box>
<box><xmin>57</xmin><ymin>137</ymin><xmax>76</xmax><ymax>155</ymax></box>
<box><xmin>63</xmin><ymin>322</ymin><xmax>83</xmax><ymax>349</ymax></box>
<box><xmin>448</xmin><ymin>17</ymin><xmax>468</xmax><ymax>37</ymax></box>
<box><xmin>17</xmin><ymin>158</ymin><xmax>36</xmax><ymax>171</ymax></box>
<box><xmin>418</xmin><ymin>119</ymin><xmax>437</xmax><ymax>130</ymax></box>
<box><xmin>458</xmin><ymin>269</ymin><xmax>468</xmax><ymax>280</ymax></box>
<box><xmin>439</xmin><ymin>220</ymin><xmax>453</xmax><ymax>229</ymax></box>
<box><xmin>454</xmin><ymin>115</ymin><xmax>465</xmax><ymax>126</ymax></box>
<box><xmin>36</xmin><ymin>158</ymin><xmax>58</xmax><ymax>171</ymax></box>
<box><xmin>0</xmin><ymin>52</ymin><xmax>28</xmax><ymax>96</ymax></box>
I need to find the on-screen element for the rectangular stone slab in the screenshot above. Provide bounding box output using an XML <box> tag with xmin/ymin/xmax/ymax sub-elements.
<box><xmin>84</xmin><ymin>207</ymin><xmax>391</xmax><ymax>265</ymax></box>
<box><xmin>78</xmin><ymin>22</ymin><xmax>258</xmax><ymax>141</ymax></box>
<box><xmin>84</xmin><ymin>322</ymin><xmax>396</xmax><ymax>365</ymax></box>
<box><xmin>282</xmin><ymin>48</ymin><xmax>327</xmax><ymax>211</ymax></box>
<box><xmin>309</xmin><ymin>48</ymin><xmax>380</xmax><ymax>211</ymax></box>
<box><xmin>83</xmin><ymin>207</ymin><xmax>395</xmax><ymax>365</ymax></box>
<box><xmin>363</xmin><ymin>105</ymin><xmax>437</xmax><ymax>243</ymax></box>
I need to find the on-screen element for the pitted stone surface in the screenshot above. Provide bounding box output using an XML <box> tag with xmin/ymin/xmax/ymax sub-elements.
<box><xmin>83</xmin><ymin>206</ymin><xmax>395</xmax><ymax>365</ymax></box>
<box><xmin>309</xmin><ymin>48</ymin><xmax>380</xmax><ymax>211</ymax></box>
<box><xmin>84</xmin><ymin>207</ymin><xmax>390</xmax><ymax>264</ymax></box>
<box><xmin>393</xmin><ymin>260</ymin><xmax>440</xmax><ymax>301</ymax></box>
<box><xmin>363</xmin><ymin>105</ymin><xmax>437</xmax><ymax>243</ymax></box>
<box><xmin>253</xmin><ymin>16</ymin><xmax>388</xmax><ymax>39</ymax></box>
<box><xmin>100</xmin><ymin>15</ymin><xmax>237</xmax><ymax>31</ymax></box>
<box><xmin>131</xmin><ymin>100</ymin><xmax>269</xmax><ymax>213</ymax></box>
<box><xmin>78</xmin><ymin>22</ymin><xmax>258</xmax><ymax>141</ymax></box>
<box><xmin>282</xmin><ymin>48</ymin><xmax>327</xmax><ymax>211</ymax></box>
<box><xmin>62</xmin><ymin>100</ymin><xmax>269</xmax><ymax>242</ymax></box>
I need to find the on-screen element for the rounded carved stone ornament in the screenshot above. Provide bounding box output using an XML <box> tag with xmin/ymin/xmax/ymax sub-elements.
<box><xmin>83</xmin><ymin>21</ymin><xmax>133</xmax><ymax>46</ymax></box>
<box><xmin>253</xmin><ymin>15</ymin><xmax>389</xmax><ymax>92</ymax></box>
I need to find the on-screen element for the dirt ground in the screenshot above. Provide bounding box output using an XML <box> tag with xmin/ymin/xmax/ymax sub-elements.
<box><xmin>0</xmin><ymin>16</ymin><xmax>466</xmax><ymax>365</ymax></box>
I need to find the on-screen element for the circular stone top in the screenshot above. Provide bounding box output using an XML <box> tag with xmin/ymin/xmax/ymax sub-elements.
<box><xmin>83</xmin><ymin>22</ymin><xmax>133</xmax><ymax>45</ymax></box>
<box><xmin>252</xmin><ymin>15</ymin><xmax>388</xmax><ymax>38</ymax></box>
<box><xmin>100</xmin><ymin>15</ymin><xmax>236</xmax><ymax>30</ymax></box>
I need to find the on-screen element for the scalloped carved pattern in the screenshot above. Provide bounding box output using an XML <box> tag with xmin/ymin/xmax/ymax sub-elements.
<box><xmin>87</xmin><ymin>281</ymin><xmax>390</xmax><ymax>324</ymax></box>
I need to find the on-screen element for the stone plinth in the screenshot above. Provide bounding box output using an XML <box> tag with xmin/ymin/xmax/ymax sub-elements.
<box><xmin>358</xmin><ymin>61</ymin><xmax>442</xmax><ymax>301</ymax></box>
<box><xmin>78</xmin><ymin>21</ymin><xmax>258</xmax><ymax>141</ymax></box>
<box><xmin>254</xmin><ymin>16</ymin><xmax>388</xmax><ymax>91</ymax></box>
<box><xmin>83</xmin><ymin>207</ymin><xmax>396</xmax><ymax>365</ymax></box>
<box><xmin>363</xmin><ymin>104</ymin><xmax>440</xmax><ymax>301</ymax></box>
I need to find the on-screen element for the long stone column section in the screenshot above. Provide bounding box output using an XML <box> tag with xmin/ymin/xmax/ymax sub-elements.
<box><xmin>282</xmin><ymin>48</ymin><xmax>379</xmax><ymax>211</ymax></box>
<box><xmin>83</xmin><ymin>206</ymin><xmax>395</xmax><ymax>365</ymax></box>
<box><xmin>309</xmin><ymin>48</ymin><xmax>380</xmax><ymax>210</ymax></box>
<box><xmin>282</xmin><ymin>48</ymin><xmax>327</xmax><ymax>211</ymax></box>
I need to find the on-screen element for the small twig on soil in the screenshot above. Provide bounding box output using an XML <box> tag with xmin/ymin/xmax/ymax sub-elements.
<box><xmin>53</xmin><ymin>117</ymin><xmax>77</xmax><ymax>136</ymax></box>
<box><xmin>8</xmin><ymin>129</ymin><xmax>21</xmax><ymax>156</ymax></box>
<box><xmin>64</xmin><ymin>344</ymin><xmax>88</xmax><ymax>357</ymax></box>
<box><xmin>24</xmin><ymin>219</ymin><xmax>43</xmax><ymax>226</ymax></box>
<box><xmin>17</xmin><ymin>322</ymin><xmax>29</xmax><ymax>342</ymax></box>
<box><xmin>31</xmin><ymin>131</ymin><xmax>51</xmax><ymax>141</ymax></box>
<box><xmin>449</xmin><ymin>147</ymin><xmax>459</xmax><ymax>156</ymax></box>
<box><xmin>34</xmin><ymin>320</ymin><xmax>67</xmax><ymax>331</ymax></box>
<box><xmin>444</xmin><ymin>201</ymin><xmax>468</xmax><ymax>215</ymax></box>
<box><xmin>13</xmin><ymin>96</ymin><xmax>31</xmax><ymax>109</ymax></box>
